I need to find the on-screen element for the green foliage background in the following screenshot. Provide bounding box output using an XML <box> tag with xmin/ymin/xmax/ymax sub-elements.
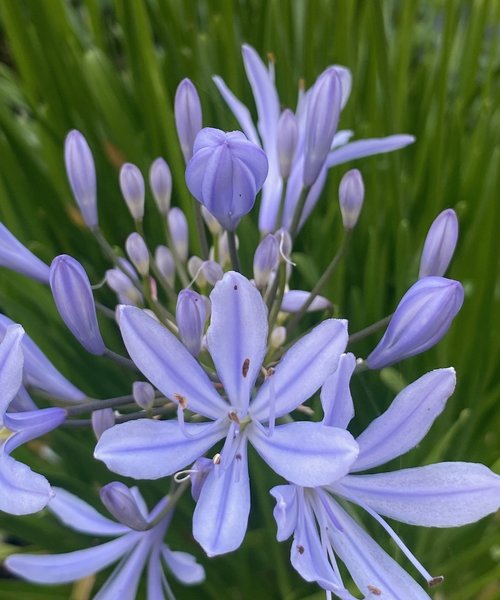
<box><xmin>0</xmin><ymin>1</ymin><xmax>498</xmax><ymax>598</ymax></box>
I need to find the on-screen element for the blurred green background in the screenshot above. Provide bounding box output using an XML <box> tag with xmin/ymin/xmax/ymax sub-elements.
<box><xmin>0</xmin><ymin>0</ymin><xmax>498</xmax><ymax>598</ymax></box>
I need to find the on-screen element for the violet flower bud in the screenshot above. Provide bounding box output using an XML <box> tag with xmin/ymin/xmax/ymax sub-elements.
<box><xmin>419</xmin><ymin>209</ymin><xmax>459</xmax><ymax>278</ymax></box>
<box><xmin>200</xmin><ymin>260</ymin><xmax>223</xmax><ymax>286</ymax></box>
<box><xmin>0</xmin><ymin>223</ymin><xmax>50</xmax><ymax>283</ymax></box>
<box><xmin>253</xmin><ymin>234</ymin><xmax>279</xmax><ymax>288</ymax></box>
<box><xmin>106</xmin><ymin>269</ymin><xmax>142</xmax><ymax>306</ymax></box>
<box><xmin>176</xmin><ymin>289</ymin><xmax>207</xmax><ymax>356</ymax></box>
<box><xmin>276</xmin><ymin>109</ymin><xmax>298</xmax><ymax>180</ymax></box>
<box><xmin>168</xmin><ymin>207</ymin><xmax>189</xmax><ymax>262</ymax></box>
<box><xmin>64</xmin><ymin>130</ymin><xmax>98</xmax><ymax>229</ymax></box>
<box><xmin>175</xmin><ymin>78</ymin><xmax>202</xmax><ymax>163</ymax></box>
<box><xmin>154</xmin><ymin>245</ymin><xmax>175</xmax><ymax>286</ymax></box>
<box><xmin>50</xmin><ymin>255</ymin><xmax>105</xmax><ymax>355</ymax></box>
<box><xmin>119</xmin><ymin>163</ymin><xmax>145</xmax><ymax>221</ymax></box>
<box><xmin>91</xmin><ymin>408</ymin><xmax>115</xmax><ymax>440</ymax></box>
<box><xmin>366</xmin><ymin>276</ymin><xmax>464</xmax><ymax>369</ymax></box>
<box><xmin>303</xmin><ymin>68</ymin><xmax>342</xmax><ymax>187</ymax></box>
<box><xmin>99</xmin><ymin>482</ymin><xmax>149</xmax><ymax>531</ymax></box>
<box><xmin>339</xmin><ymin>168</ymin><xmax>364</xmax><ymax>230</ymax></box>
<box><xmin>133</xmin><ymin>381</ymin><xmax>155</xmax><ymax>410</ymax></box>
<box><xmin>125</xmin><ymin>233</ymin><xmax>149</xmax><ymax>277</ymax></box>
<box><xmin>185</xmin><ymin>128</ymin><xmax>268</xmax><ymax>231</ymax></box>
<box><xmin>187</xmin><ymin>256</ymin><xmax>203</xmax><ymax>282</ymax></box>
<box><xmin>201</xmin><ymin>206</ymin><xmax>223</xmax><ymax>235</ymax></box>
<box><xmin>149</xmin><ymin>157</ymin><xmax>172</xmax><ymax>215</ymax></box>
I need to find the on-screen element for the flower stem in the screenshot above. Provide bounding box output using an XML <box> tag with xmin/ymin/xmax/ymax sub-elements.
<box><xmin>104</xmin><ymin>347</ymin><xmax>139</xmax><ymax>371</ymax></box>
<box><xmin>193</xmin><ymin>200</ymin><xmax>209</xmax><ymax>259</ymax></box>
<box><xmin>227</xmin><ymin>229</ymin><xmax>241</xmax><ymax>272</ymax></box>
<box><xmin>288</xmin><ymin>186</ymin><xmax>310</xmax><ymax>239</ymax></box>
<box><xmin>348</xmin><ymin>314</ymin><xmax>393</xmax><ymax>345</ymax></box>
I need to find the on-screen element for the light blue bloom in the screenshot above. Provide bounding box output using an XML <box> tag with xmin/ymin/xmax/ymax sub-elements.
<box><xmin>0</xmin><ymin>222</ymin><xmax>50</xmax><ymax>283</ymax></box>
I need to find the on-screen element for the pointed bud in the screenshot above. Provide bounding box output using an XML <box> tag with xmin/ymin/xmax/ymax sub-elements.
<box><xmin>277</xmin><ymin>109</ymin><xmax>298</xmax><ymax>180</ymax></box>
<box><xmin>100</xmin><ymin>482</ymin><xmax>149</xmax><ymax>530</ymax></box>
<box><xmin>303</xmin><ymin>68</ymin><xmax>342</xmax><ymax>186</ymax></box>
<box><xmin>186</xmin><ymin>128</ymin><xmax>268</xmax><ymax>231</ymax></box>
<box><xmin>149</xmin><ymin>158</ymin><xmax>172</xmax><ymax>215</ymax></box>
<box><xmin>200</xmin><ymin>261</ymin><xmax>223</xmax><ymax>286</ymax></box>
<box><xmin>125</xmin><ymin>233</ymin><xmax>149</xmax><ymax>277</ymax></box>
<box><xmin>188</xmin><ymin>256</ymin><xmax>204</xmax><ymax>282</ymax></box>
<box><xmin>176</xmin><ymin>289</ymin><xmax>207</xmax><ymax>356</ymax></box>
<box><xmin>154</xmin><ymin>245</ymin><xmax>175</xmax><ymax>286</ymax></box>
<box><xmin>281</xmin><ymin>290</ymin><xmax>331</xmax><ymax>313</ymax></box>
<box><xmin>106</xmin><ymin>269</ymin><xmax>142</xmax><ymax>306</ymax></box>
<box><xmin>133</xmin><ymin>381</ymin><xmax>155</xmax><ymax>410</ymax></box>
<box><xmin>419</xmin><ymin>209</ymin><xmax>459</xmax><ymax>278</ymax></box>
<box><xmin>253</xmin><ymin>234</ymin><xmax>279</xmax><ymax>288</ymax></box>
<box><xmin>339</xmin><ymin>169</ymin><xmax>364</xmax><ymax>230</ymax></box>
<box><xmin>367</xmin><ymin>277</ymin><xmax>464</xmax><ymax>369</ymax></box>
<box><xmin>91</xmin><ymin>408</ymin><xmax>115</xmax><ymax>440</ymax></box>
<box><xmin>175</xmin><ymin>78</ymin><xmax>202</xmax><ymax>163</ymax></box>
<box><xmin>201</xmin><ymin>206</ymin><xmax>223</xmax><ymax>235</ymax></box>
<box><xmin>50</xmin><ymin>255</ymin><xmax>105</xmax><ymax>355</ymax></box>
<box><xmin>64</xmin><ymin>130</ymin><xmax>98</xmax><ymax>229</ymax></box>
<box><xmin>270</xmin><ymin>326</ymin><xmax>286</xmax><ymax>348</ymax></box>
<box><xmin>119</xmin><ymin>163</ymin><xmax>145</xmax><ymax>220</ymax></box>
<box><xmin>0</xmin><ymin>223</ymin><xmax>50</xmax><ymax>283</ymax></box>
<box><xmin>168</xmin><ymin>207</ymin><xmax>189</xmax><ymax>262</ymax></box>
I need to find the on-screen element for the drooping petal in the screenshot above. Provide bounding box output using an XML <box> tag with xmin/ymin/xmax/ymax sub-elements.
<box><xmin>251</xmin><ymin>319</ymin><xmax>348</xmax><ymax>421</ymax></box>
<box><xmin>207</xmin><ymin>272</ymin><xmax>268</xmax><ymax>412</ymax></box>
<box><xmin>162</xmin><ymin>547</ymin><xmax>205</xmax><ymax>584</ymax></box>
<box><xmin>212</xmin><ymin>76</ymin><xmax>260</xmax><ymax>145</ymax></box>
<box><xmin>193</xmin><ymin>438</ymin><xmax>250</xmax><ymax>556</ymax></box>
<box><xmin>0</xmin><ymin>313</ymin><xmax>86</xmax><ymax>403</ymax></box>
<box><xmin>280</xmin><ymin>290</ymin><xmax>332</xmax><ymax>313</ymax></box>
<box><xmin>95</xmin><ymin>419</ymin><xmax>227</xmax><ymax>479</ymax></box>
<box><xmin>0</xmin><ymin>324</ymin><xmax>24</xmax><ymax>422</ymax></box>
<box><xmin>270</xmin><ymin>484</ymin><xmax>299</xmax><ymax>542</ymax></box>
<box><xmin>326</xmin><ymin>135</ymin><xmax>415</xmax><ymax>168</ymax></box>
<box><xmin>335</xmin><ymin>462</ymin><xmax>500</xmax><ymax>527</ymax></box>
<box><xmin>49</xmin><ymin>487</ymin><xmax>130</xmax><ymax>536</ymax></box>
<box><xmin>0</xmin><ymin>223</ymin><xmax>51</xmax><ymax>283</ymax></box>
<box><xmin>352</xmin><ymin>368</ymin><xmax>456</xmax><ymax>472</ymax></box>
<box><xmin>248</xmin><ymin>421</ymin><xmax>358</xmax><ymax>487</ymax></box>
<box><xmin>5</xmin><ymin>534</ymin><xmax>139</xmax><ymax>584</ymax></box>
<box><xmin>321</xmin><ymin>352</ymin><xmax>356</xmax><ymax>429</ymax></box>
<box><xmin>118</xmin><ymin>305</ymin><xmax>227</xmax><ymax>419</ymax></box>
<box><xmin>326</xmin><ymin>498</ymin><xmax>432</xmax><ymax>600</ymax></box>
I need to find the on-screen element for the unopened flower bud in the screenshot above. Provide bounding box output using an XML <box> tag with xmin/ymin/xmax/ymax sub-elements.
<box><xmin>168</xmin><ymin>207</ymin><xmax>189</xmax><ymax>262</ymax></box>
<box><xmin>50</xmin><ymin>255</ymin><xmax>105</xmax><ymax>355</ymax></box>
<box><xmin>366</xmin><ymin>276</ymin><xmax>464</xmax><ymax>369</ymax></box>
<box><xmin>253</xmin><ymin>234</ymin><xmax>279</xmax><ymax>288</ymax></box>
<box><xmin>106</xmin><ymin>269</ymin><xmax>142</xmax><ymax>306</ymax></box>
<box><xmin>186</xmin><ymin>128</ymin><xmax>268</xmax><ymax>231</ymax></box>
<box><xmin>277</xmin><ymin>109</ymin><xmax>298</xmax><ymax>180</ymax></box>
<box><xmin>100</xmin><ymin>482</ymin><xmax>149</xmax><ymax>530</ymax></box>
<box><xmin>201</xmin><ymin>206</ymin><xmax>223</xmax><ymax>235</ymax></box>
<box><xmin>200</xmin><ymin>261</ymin><xmax>223</xmax><ymax>286</ymax></box>
<box><xmin>91</xmin><ymin>408</ymin><xmax>115</xmax><ymax>440</ymax></box>
<box><xmin>64</xmin><ymin>130</ymin><xmax>98</xmax><ymax>229</ymax></box>
<box><xmin>154</xmin><ymin>245</ymin><xmax>175</xmax><ymax>286</ymax></box>
<box><xmin>281</xmin><ymin>290</ymin><xmax>331</xmax><ymax>313</ymax></box>
<box><xmin>176</xmin><ymin>289</ymin><xmax>207</xmax><ymax>356</ymax></box>
<box><xmin>419</xmin><ymin>209</ymin><xmax>458</xmax><ymax>278</ymax></box>
<box><xmin>125</xmin><ymin>233</ymin><xmax>149</xmax><ymax>277</ymax></box>
<box><xmin>339</xmin><ymin>169</ymin><xmax>364</xmax><ymax>230</ymax></box>
<box><xmin>175</xmin><ymin>78</ymin><xmax>202</xmax><ymax>163</ymax></box>
<box><xmin>0</xmin><ymin>223</ymin><xmax>50</xmax><ymax>283</ymax></box>
<box><xmin>133</xmin><ymin>381</ymin><xmax>155</xmax><ymax>410</ymax></box>
<box><xmin>119</xmin><ymin>163</ymin><xmax>145</xmax><ymax>221</ymax></box>
<box><xmin>303</xmin><ymin>68</ymin><xmax>342</xmax><ymax>187</ymax></box>
<box><xmin>270</xmin><ymin>326</ymin><xmax>286</xmax><ymax>348</ymax></box>
<box><xmin>188</xmin><ymin>256</ymin><xmax>204</xmax><ymax>282</ymax></box>
<box><xmin>149</xmin><ymin>158</ymin><xmax>172</xmax><ymax>215</ymax></box>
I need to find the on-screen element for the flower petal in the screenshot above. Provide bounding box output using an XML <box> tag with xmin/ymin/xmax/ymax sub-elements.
<box><xmin>212</xmin><ymin>76</ymin><xmax>260</xmax><ymax>145</ymax></box>
<box><xmin>335</xmin><ymin>462</ymin><xmax>500</xmax><ymax>527</ymax></box>
<box><xmin>326</xmin><ymin>498</ymin><xmax>432</xmax><ymax>600</ymax></box>
<box><xmin>0</xmin><ymin>324</ymin><xmax>24</xmax><ymax>422</ymax></box>
<box><xmin>49</xmin><ymin>487</ymin><xmax>130</xmax><ymax>536</ymax></box>
<box><xmin>207</xmin><ymin>272</ymin><xmax>268</xmax><ymax>412</ymax></box>
<box><xmin>5</xmin><ymin>534</ymin><xmax>139</xmax><ymax>584</ymax></box>
<box><xmin>193</xmin><ymin>438</ymin><xmax>250</xmax><ymax>556</ymax></box>
<box><xmin>118</xmin><ymin>306</ymin><xmax>227</xmax><ymax>419</ymax></box>
<box><xmin>162</xmin><ymin>547</ymin><xmax>205</xmax><ymax>584</ymax></box>
<box><xmin>326</xmin><ymin>135</ymin><xmax>415</xmax><ymax>168</ymax></box>
<box><xmin>248</xmin><ymin>421</ymin><xmax>358</xmax><ymax>487</ymax></box>
<box><xmin>280</xmin><ymin>290</ymin><xmax>332</xmax><ymax>313</ymax></box>
<box><xmin>352</xmin><ymin>368</ymin><xmax>456</xmax><ymax>472</ymax></box>
<box><xmin>270</xmin><ymin>484</ymin><xmax>299</xmax><ymax>542</ymax></box>
<box><xmin>95</xmin><ymin>419</ymin><xmax>227</xmax><ymax>479</ymax></box>
<box><xmin>0</xmin><ymin>223</ymin><xmax>50</xmax><ymax>283</ymax></box>
<box><xmin>321</xmin><ymin>353</ymin><xmax>356</xmax><ymax>429</ymax></box>
<box><xmin>251</xmin><ymin>319</ymin><xmax>348</xmax><ymax>421</ymax></box>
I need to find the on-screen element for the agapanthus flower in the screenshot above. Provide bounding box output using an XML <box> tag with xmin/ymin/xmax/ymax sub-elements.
<box><xmin>0</xmin><ymin>222</ymin><xmax>50</xmax><ymax>283</ymax></box>
<box><xmin>95</xmin><ymin>271</ymin><xmax>358</xmax><ymax>556</ymax></box>
<box><xmin>5</xmin><ymin>485</ymin><xmax>205</xmax><ymax>598</ymax></box>
<box><xmin>271</xmin><ymin>358</ymin><xmax>500</xmax><ymax>599</ymax></box>
<box><xmin>213</xmin><ymin>44</ymin><xmax>415</xmax><ymax>232</ymax></box>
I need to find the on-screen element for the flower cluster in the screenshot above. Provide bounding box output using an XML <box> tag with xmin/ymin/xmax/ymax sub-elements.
<box><xmin>0</xmin><ymin>45</ymin><xmax>498</xmax><ymax>600</ymax></box>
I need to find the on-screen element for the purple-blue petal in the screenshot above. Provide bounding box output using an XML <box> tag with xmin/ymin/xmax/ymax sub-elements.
<box><xmin>326</xmin><ymin>134</ymin><xmax>416</xmax><ymax>168</ymax></box>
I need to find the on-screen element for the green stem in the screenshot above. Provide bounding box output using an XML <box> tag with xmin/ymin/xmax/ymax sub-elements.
<box><xmin>348</xmin><ymin>314</ymin><xmax>393</xmax><ymax>345</ymax></box>
<box><xmin>193</xmin><ymin>200</ymin><xmax>209</xmax><ymax>259</ymax></box>
<box><xmin>288</xmin><ymin>186</ymin><xmax>310</xmax><ymax>239</ymax></box>
<box><xmin>103</xmin><ymin>347</ymin><xmax>139</xmax><ymax>371</ymax></box>
<box><xmin>268</xmin><ymin>263</ymin><xmax>287</xmax><ymax>332</ymax></box>
<box><xmin>226</xmin><ymin>229</ymin><xmax>241</xmax><ymax>272</ymax></box>
<box><xmin>147</xmin><ymin>480</ymin><xmax>190</xmax><ymax>529</ymax></box>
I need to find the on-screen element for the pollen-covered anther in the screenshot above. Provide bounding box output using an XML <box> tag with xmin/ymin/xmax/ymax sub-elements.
<box><xmin>173</xmin><ymin>393</ymin><xmax>187</xmax><ymax>409</ymax></box>
<box><xmin>265</xmin><ymin>367</ymin><xmax>275</xmax><ymax>379</ymax></box>
<box><xmin>228</xmin><ymin>411</ymin><xmax>240</xmax><ymax>424</ymax></box>
<box><xmin>242</xmin><ymin>358</ymin><xmax>250</xmax><ymax>378</ymax></box>
<box><xmin>428</xmin><ymin>576</ymin><xmax>444</xmax><ymax>588</ymax></box>
<box><xmin>367</xmin><ymin>584</ymin><xmax>382</xmax><ymax>596</ymax></box>
<box><xmin>212</xmin><ymin>453</ymin><xmax>221</xmax><ymax>465</ymax></box>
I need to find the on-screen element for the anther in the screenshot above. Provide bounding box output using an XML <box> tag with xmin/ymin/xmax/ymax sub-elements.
<box><xmin>173</xmin><ymin>393</ymin><xmax>187</xmax><ymax>409</ymax></box>
<box><xmin>212</xmin><ymin>453</ymin><xmax>221</xmax><ymax>465</ymax></box>
<box><xmin>242</xmin><ymin>358</ymin><xmax>250</xmax><ymax>378</ymax></box>
<box><xmin>428</xmin><ymin>576</ymin><xmax>444</xmax><ymax>588</ymax></box>
<box><xmin>228</xmin><ymin>411</ymin><xmax>240</xmax><ymax>424</ymax></box>
<box><xmin>367</xmin><ymin>585</ymin><xmax>382</xmax><ymax>596</ymax></box>
<box><xmin>297</xmin><ymin>545</ymin><xmax>305</xmax><ymax>555</ymax></box>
